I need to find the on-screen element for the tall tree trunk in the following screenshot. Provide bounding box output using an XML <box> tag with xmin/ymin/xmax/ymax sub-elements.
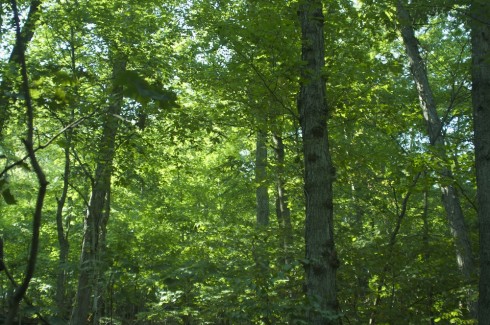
<box><xmin>298</xmin><ymin>1</ymin><xmax>339</xmax><ymax>323</ymax></box>
<box><xmin>272</xmin><ymin>133</ymin><xmax>293</xmax><ymax>266</ymax></box>
<box><xmin>70</xmin><ymin>56</ymin><xmax>126</xmax><ymax>325</ymax></box>
<box><xmin>5</xmin><ymin>1</ymin><xmax>48</xmax><ymax>322</ymax></box>
<box><xmin>470</xmin><ymin>0</ymin><xmax>490</xmax><ymax>323</ymax></box>
<box><xmin>396</xmin><ymin>0</ymin><xmax>476</xmax><ymax>315</ymax></box>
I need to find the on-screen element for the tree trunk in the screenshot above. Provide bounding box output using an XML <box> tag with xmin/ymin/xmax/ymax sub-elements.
<box><xmin>470</xmin><ymin>0</ymin><xmax>490</xmax><ymax>323</ymax></box>
<box><xmin>0</xmin><ymin>0</ymin><xmax>42</xmax><ymax>138</ymax></box>
<box><xmin>254</xmin><ymin>126</ymin><xmax>272</xmax><ymax>323</ymax></box>
<box><xmin>272</xmin><ymin>133</ymin><xmax>293</xmax><ymax>266</ymax></box>
<box><xmin>255</xmin><ymin>128</ymin><xmax>270</xmax><ymax>226</ymax></box>
<box><xmin>422</xmin><ymin>186</ymin><xmax>435</xmax><ymax>325</ymax></box>
<box><xmin>55</xmin><ymin>129</ymin><xmax>72</xmax><ymax>320</ymax></box>
<box><xmin>298</xmin><ymin>0</ymin><xmax>339</xmax><ymax>323</ymax></box>
<box><xmin>5</xmin><ymin>1</ymin><xmax>48</xmax><ymax>322</ymax></box>
<box><xmin>396</xmin><ymin>0</ymin><xmax>476</xmax><ymax>315</ymax></box>
<box><xmin>70</xmin><ymin>56</ymin><xmax>126</xmax><ymax>325</ymax></box>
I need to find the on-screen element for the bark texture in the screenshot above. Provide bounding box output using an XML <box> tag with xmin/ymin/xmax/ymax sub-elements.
<box><xmin>396</xmin><ymin>0</ymin><xmax>476</xmax><ymax>315</ymax></box>
<box><xmin>471</xmin><ymin>0</ymin><xmax>490</xmax><ymax>323</ymax></box>
<box><xmin>70</xmin><ymin>56</ymin><xmax>126</xmax><ymax>325</ymax></box>
<box><xmin>298</xmin><ymin>0</ymin><xmax>338</xmax><ymax>323</ymax></box>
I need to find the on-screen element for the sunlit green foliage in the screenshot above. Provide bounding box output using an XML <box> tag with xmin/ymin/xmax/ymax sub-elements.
<box><xmin>0</xmin><ymin>0</ymin><xmax>479</xmax><ymax>323</ymax></box>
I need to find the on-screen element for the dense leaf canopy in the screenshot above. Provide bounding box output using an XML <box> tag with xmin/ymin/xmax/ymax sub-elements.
<box><xmin>0</xmin><ymin>0</ymin><xmax>486</xmax><ymax>324</ymax></box>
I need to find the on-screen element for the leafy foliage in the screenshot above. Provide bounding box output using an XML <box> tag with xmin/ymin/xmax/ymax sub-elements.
<box><xmin>0</xmin><ymin>0</ymin><xmax>479</xmax><ymax>323</ymax></box>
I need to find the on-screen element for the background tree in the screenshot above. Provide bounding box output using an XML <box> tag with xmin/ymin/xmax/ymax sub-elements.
<box><xmin>395</xmin><ymin>0</ymin><xmax>476</xmax><ymax>314</ymax></box>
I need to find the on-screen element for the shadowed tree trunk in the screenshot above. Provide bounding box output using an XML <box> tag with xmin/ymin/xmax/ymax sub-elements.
<box><xmin>396</xmin><ymin>0</ymin><xmax>476</xmax><ymax>316</ymax></box>
<box><xmin>0</xmin><ymin>0</ymin><xmax>42</xmax><ymax>138</ymax></box>
<box><xmin>5</xmin><ymin>1</ymin><xmax>48</xmax><ymax>322</ymax></box>
<box><xmin>70</xmin><ymin>55</ymin><xmax>126</xmax><ymax>325</ymax></box>
<box><xmin>470</xmin><ymin>0</ymin><xmax>490</xmax><ymax>323</ymax></box>
<box><xmin>254</xmin><ymin>124</ymin><xmax>272</xmax><ymax>324</ymax></box>
<box><xmin>272</xmin><ymin>133</ymin><xmax>293</xmax><ymax>266</ymax></box>
<box><xmin>55</xmin><ymin>128</ymin><xmax>72</xmax><ymax>320</ymax></box>
<box><xmin>256</xmin><ymin>128</ymin><xmax>270</xmax><ymax>226</ymax></box>
<box><xmin>298</xmin><ymin>0</ymin><xmax>339</xmax><ymax>323</ymax></box>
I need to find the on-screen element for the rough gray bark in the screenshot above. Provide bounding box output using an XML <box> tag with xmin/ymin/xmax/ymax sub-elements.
<box><xmin>298</xmin><ymin>0</ymin><xmax>339</xmax><ymax>323</ymax></box>
<box><xmin>470</xmin><ymin>0</ymin><xmax>490</xmax><ymax>323</ymax></box>
<box><xmin>70</xmin><ymin>56</ymin><xmax>126</xmax><ymax>325</ymax></box>
<box><xmin>255</xmin><ymin>129</ymin><xmax>270</xmax><ymax>226</ymax></box>
<box><xmin>272</xmin><ymin>134</ymin><xmax>293</xmax><ymax>265</ymax></box>
<box><xmin>396</xmin><ymin>0</ymin><xmax>476</xmax><ymax>315</ymax></box>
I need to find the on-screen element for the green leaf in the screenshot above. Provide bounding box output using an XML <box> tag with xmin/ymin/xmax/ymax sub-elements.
<box><xmin>116</xmin><ymin>70</ymin><xmax>178</xmax><ymax>108</ymax></box>
<box><xmin>2</xmin><ymin>188</ymin><xmax>17</xmax><ymax>205</ymax></box>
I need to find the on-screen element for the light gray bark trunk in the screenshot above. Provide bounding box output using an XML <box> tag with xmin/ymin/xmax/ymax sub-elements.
<box><xmin>396</xmin><ymin>0</ymin><xmax>476</xmax><ymax>315</ymax></box>
<box><xmin>298</xmin><ymin>1</ymin><xmax>339</xmax><ymax>323</ymax></box>
<box><xmin>70</xmin><ymin>56</ymin><xmax>126</xmax><ymax>325</ymax></box>
<box><xmin>273</xmin><ymin>133</ymin><xmax>293</xmax><ymax>266</ymax></box>
<box><xmin>470</xmin><ymin>0</ymin><xmax>490</xmax><ymax>323</ymax></box>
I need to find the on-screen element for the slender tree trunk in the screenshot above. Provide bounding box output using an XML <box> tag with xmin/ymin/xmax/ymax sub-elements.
<box><xmin>272</xmin><ymin>133</ymin><xmax>293</xmax><ymax>266</ymax></box>
<box><xmin>0</xmin><ymin>0</ymin><xmax>42</xmax><ymax>138</ymax></box>
<box><xmin>70</xmin><ymin>56</ymin><xmax>126</xmax><ymax>325</ymax></box>
<box><xmin>422</xmin><ymin>185</ymin><xmax>435</xmax><ymax>325</ymax></box>
<box><xmin>5</xmin><ymin>1</ymin><xmax>48</xmax><ymax>322</ymax></box>
<box><xmin>254</xmin><ymin>126</ymin><xmax>271</xmax><ymax>324</ymax></box>
<box><xmin>256</xmin><ymin>128</ymin><xmax>270</xmax><ymax>226</ymax></box>
<box><xmin>396</xmin><ymin>0</ymin><xmax>476</xmax><ymax>315</ymax></box>
<box><xmin>470</xmin><ymin>0</ymin><xmax>490</xmax><ymax>323</ymax></box>
<box><xmin>55</xmin><ymin>129</ymin><xmax>72</xmax><ymax>320</ymax></box>
<box><xmin>94</xmin><ymin>186</ymin><xmax>111</xmax><ymax>324</ymax></box>
<box><xmin>369</xmin><ymin>173</ymin><xmax>421</xmax><ymax>325</ymax></box>
<box><xmin>298</xmin><ymin>1</ymin><xmax>339</xmax><ymax>323</ymax></box>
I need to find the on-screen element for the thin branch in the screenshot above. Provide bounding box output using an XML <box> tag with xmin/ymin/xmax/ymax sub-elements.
<box><xmin>0</xmin><ymin>114</ymin><xmax>93</xmax><ymax>178</ymax></box>
<box><xmin>234</xmin><ymin>49</ymin><xmax>299</xmax><ymax>120</ymax></box>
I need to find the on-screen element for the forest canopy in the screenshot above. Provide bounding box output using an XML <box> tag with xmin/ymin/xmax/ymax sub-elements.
<box><xmin>0</xmin><ymin>0</ymin><xmax>489</xmax><ymax>324</ymax></box>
